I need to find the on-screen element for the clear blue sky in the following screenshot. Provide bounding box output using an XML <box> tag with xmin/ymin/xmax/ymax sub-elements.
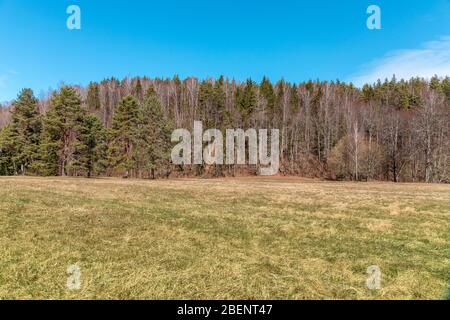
<box><xmin>1</xmin><ymin>0</ymin><xmax>449</xmax><ymax>102</ymax></box>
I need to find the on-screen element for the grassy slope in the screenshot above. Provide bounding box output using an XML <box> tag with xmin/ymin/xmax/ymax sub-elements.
<box><xmin>0</xmin><ymin>177</ymin><xmax>448</xmax><ymax>300</ymax></box>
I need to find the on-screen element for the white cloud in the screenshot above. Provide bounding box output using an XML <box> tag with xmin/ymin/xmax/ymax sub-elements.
<box><xmin>350</xmin><ymin>36</ymin><xmax>450</xmax><ymax>86</ymax></box>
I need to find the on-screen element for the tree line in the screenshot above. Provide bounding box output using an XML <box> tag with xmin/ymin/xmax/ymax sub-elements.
<box><xmin>0</xmin><ymin>75</ymin><xmax>449</xmax><ymax>182</ymax></box>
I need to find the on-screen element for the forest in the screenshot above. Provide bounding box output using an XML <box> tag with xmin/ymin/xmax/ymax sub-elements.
<box><xmin>0</xmin><ymin>75</ymin><xmax>449</xmax><ymax>182</ymax></box>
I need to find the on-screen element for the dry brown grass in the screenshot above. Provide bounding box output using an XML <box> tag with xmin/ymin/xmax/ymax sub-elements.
<box><xmin>0</xmin><ymin>177</ymin><xmax>448</xmax><ymax>299</ymax></box>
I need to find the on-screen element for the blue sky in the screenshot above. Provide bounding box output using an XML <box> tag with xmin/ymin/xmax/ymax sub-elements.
<box><xmin>0</xmin><ymin>0</ymin><xmax>449</xmax><ymax>102</ymax></box>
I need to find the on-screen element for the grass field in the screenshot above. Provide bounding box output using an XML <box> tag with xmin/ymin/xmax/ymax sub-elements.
<box><xmin>0</xmin><ymin>177</ymin><xmax>449</xmax><ymax>300</ymax></box>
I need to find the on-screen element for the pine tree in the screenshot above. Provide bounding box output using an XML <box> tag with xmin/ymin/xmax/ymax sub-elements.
<box><xmin>132</xmin><ymin>78</ymin><xmax>144</xmax><ymax>103</ymax></box>
<box><xmin>74</xmin><ymin>115</ymin><xmax>108</xmax><ymax>177</ymax></box>
<box><xmin>430</xmin><ymin>75</ymin><xmax>440</xmax><ymax>91</ymax></box>
<box><xmin>39</xmin><ymin>86</ymin><xmax>86</xmax><ymax>176</ymax></box>
<box><xmin>108</xmin><ymin>96</ymin><xmax>141</xmax><ymax>178</ymax></box>
<box><xmin>362</xmin><ymin>84</ymin><xmax>375</xmax><ymax>102</ymax></box>
<box><xmin>137</xmin><ymin>90</ymin><xmax>173</xmax><ymax>179</ymax></box>
<box><xmin>9</xmin><ymin>88</ymin><xmax>41</xmax><ymax>174</ymax></box>
<box><xmin>236</xmin><ymin>79</ymin><xmax>257</xmax><ymax>126</ymax></box>
<box><xmin>145</xmin><ymin>85</ymin><xmax>156</xmax><ymax>97</ymax></box>
<box><xmin>198</xmin><ymin>80</ymin><xmax>215</xmax><ymax>126</ymax></box>
<box><xmin>213</xmin><ymin>76</ymin><xmax>227</xmax><ymax>128</ymax></box>
<box><xmin>437</xmin><ymin>77</ymin><xmax>450</xmax><ymax>103</ymax></box>
<box><xmin>0</xmin><ymin>125</ymin><xmax>16</xmax><ymax>175</ymax></box>
<box><xmin>86</xmin><ymin>82</ymin><xmax>101</xmax><ymax>111</ymax></box>
<box><xmin>260</xmin><ymin>77</ymin><xmax>275</xmax><ymax>111</ymax></box>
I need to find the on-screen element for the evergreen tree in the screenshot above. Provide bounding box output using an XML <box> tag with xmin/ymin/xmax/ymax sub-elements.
<box><xmin>198</xmin><ymin>80</ymin><xmax>215</xmax><ymax>126</ymax></box>
<box><xmin>39</xmin><ymin>86</ymin><xmax>86</xmax><ymax>176</ymax></box>
<box><xmin>9</xmin><ymin>88</ymin><xmax>41</xmax><ymax>174</ymax></box>
<box><xmin>137</xmin><ymin>90</ymin><xmax>173</xmax><ymax>179</ymax></box>
<box><xmin>236</xmin><ymin>79</ymin><xmax>257</xmax><ymax>125</ymax></box>
<box><xmin>145</xmin><ymin>85</ymin><xmax>157</xmax><ymax>97</ymax></box>
<box><xmin>260</xmin><ymin>76</ymin><xmax>275</xmax><ymax>111</ymax></box>
<box><xmin>362</xmin><ymin>84</ymin><xmax>375</xmax><ymax>102</ymax></box>
<box><xmin>213</xmin><ymin>76</ymin><xmax>228</xmax><ymax>128</ymax></box>
<box><xmin>437</xmin><ymin>77</ymin><xmax>450</xmax><ymax>103</ymax></box>
<box><xmin>132</xmin><ymin>78</ymin><xmax>144</xmax><ymax>103</ymax></box>
<box><xmin>108</xmin><ymin>96</ymin><xmax>141</xmax><ymax>178</ymax></box>
<box><xmin>430</xmin><ymin>75</ymin><xmax>441</xmax><ymax>91</ymax></box>
<box><xmin>74</xmin><ymin>115</ymin><xmax>108</xmax><ymax>177</ymax></box>
<box><xmin>86</xmin><ymin>82</ymin><xmax>101</xmax><ymax>111</ymax></box>
<box><xmin>289</xmin><ymin>83</ymin><xmax>299</xmax><ymax>112</ymax></box>
<box><xmin>0</xmin><ymin>125</ymin><xmax>16</xmax><ymax>175</ymax></box>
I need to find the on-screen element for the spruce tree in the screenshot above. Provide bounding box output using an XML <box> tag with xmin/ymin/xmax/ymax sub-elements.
<box><xmin>198</xmin><ymin>80</ymin><xmax>215</xmax><ymax>126</ymax></box>
<box><xmin>137</xmin><ymin>89</ymin><xmax>173</xmax><ymax>179</ymax></box>
<box><xmin>9</xmin><ymin>88</ymin><xmax>41</xmax><ymax>174</ymax></box>
<box><xmin>213</xmin><ymin>76</ymin><xmax>227</xmax><ymax>127</ymax></box>
<box><xmin>0</xmin><ymin>125</ymin><xmax>16</xmax><ymax>175</ymax></box>
<box><xmin>86</xmin><ymin>82</ymin><xmax>101</xmax><ymax>111</ymax></box>
<box><xmin>74</xmin><ymin>115</ymin><xmax>108</xmax><ymax>177</ymax></box>
<box><xmin>108</xmin><ymin>96</ymin><xmax>141</xmax><ymax>178</ymax></box>
<box><xmin>236</xmin><ymin>79</ymin><xmax>257</xmax><ymax>126</ymax></box>
<box><xmin>39</xmin><ymin>86</ymin><xmax>86</xmax><ymax>176</ymax></box>
<box><xmin>132</xmin><ymin>78</ymin><xmax>144</xmax><ymax>103</ymax></box>
<box><xmin>439</xmin><ymin>77</ymin><xmax>450</xmax><ymax>102</ymax></box>
<box><xmin>260</xmin><ymin>77</ymin><xmax>275</xmax><ymax>110</ymax></box>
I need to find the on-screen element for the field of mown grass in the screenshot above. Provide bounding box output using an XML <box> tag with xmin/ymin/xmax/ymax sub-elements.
<box><xmin>0</xmin><ymin>177</ymin><xmax>448</xmax><ymax>300</ymax></box>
